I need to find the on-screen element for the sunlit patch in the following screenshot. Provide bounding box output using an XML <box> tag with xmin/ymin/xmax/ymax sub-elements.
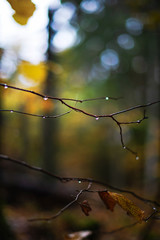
<box><xmin>0</xmin><ymin>49</ymin><xmax>17</xmax><ymax>78</ymax></box>
<box><xmin>126</xmin><ymin>18</ymin><xmax>143</xmax><ymax>35</ymax></box>
<box><xmin>53</xmin><ymin>26</ymin><xmax>77</xmax><ymax>52</ymax></box>
<box><xmin>117</xmin><ymin>33</ymin><xmax>134</xmax><ymax>50</ymax></box>
<box><xmin>0</xmin><ymin>0</ymin><xmax>59</xmax><ymax>64</ymax></box>
<box><xmin>32</xmin><ymin>0</ymin><xmax>60</xmax><ymax>8</ymax></box>
<box><xmin>53</xmin><ymin>2</ymin><xmax>76</xmax><ymax>29</ymax></box>
<box><xmin>100</xmin><ymin>49</ymin><xmax>119</xmax><ymax>70</ymax></box>
<box><xmin>80</xmin><ymin>0</ymin><xmax>102</xmax><ymax>14</ymax></box>
<box><xmin>18</xmin><ymin>74</ymin><xmax>38</xmax><ymax>87</ymax></box>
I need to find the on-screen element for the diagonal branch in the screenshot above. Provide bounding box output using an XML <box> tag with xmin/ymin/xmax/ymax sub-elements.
<box><xmin>29</xmin><ymin>183</ymin><xmax>92</xmax><ymax>222</ymax></box>
<box><xmin>29</xmin><ymin>189</ymin><xmax>84</xmax><ymax>222</ymax></box>
<box><xmin>0</xmin><ymin>83</ymin><xmax>160</xmax><ymax>156</ymax></box>
<box><xmin>0</xmin><ymin>83</ymin><xmax>159</xmax><ymax>119</ymax></box>
<box><xmin>0</xmin><ymin>154</ymin><xmax>160</xmax><ymax>208</ymax></box>
<box><xmin>0</xmin><ymin>83</ymin><xmax>119</xmax><ymax>103</ymax></box>
<box><xmin>99</xmin><ymin>222</ymin><xmax>138</xmax><ymax>235</ymax></box>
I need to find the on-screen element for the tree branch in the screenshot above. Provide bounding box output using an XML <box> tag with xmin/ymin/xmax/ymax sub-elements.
<box><xmin>0</xmin><ymin>83</ymin><xmax>159</xmax><ymax>157</ymax></box>
<box><xmin>0</xmin><ymin>154</ymin><xmax>160</xmax><ymax>208</ymax></box>
<box><xmin>29</xmin><ymin>186</ymin><xmax>90</xmax><ymax>222</ymax></box>
<box><xmin>0</xmin><ymin>109</ymin><xmax>71</xmax><ymax>119</ymax></box>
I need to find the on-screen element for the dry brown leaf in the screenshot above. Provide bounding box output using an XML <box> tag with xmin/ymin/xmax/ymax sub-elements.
<box><xmin>109</xmin><ymin>192</ymin><xmax>145</xmax><ymax>222</ymax></box>
<box><xmin>79</xmin><ymin>200</ymin><xmax>92</xmax><ymax>216</ymax></box>
<box><xmin>98</xmin><ymin>191</ymin><xmax>145</xmax><ymax>222</ymax></box>
<box><xmin>64</xmin><ymin>230</ymin><xmax>92</xmax><ymax>240</ymax></box>
<box><xmin>98</xmin><ymin>191</ymin><xmax>116</xmax><ymax>211</ymax></box>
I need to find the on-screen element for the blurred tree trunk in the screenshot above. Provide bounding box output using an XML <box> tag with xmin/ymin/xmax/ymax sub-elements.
<box><xmin>0</xmin><ymin>52</ymin><xmax>16</xmax><ymax>240</ymax></box>
<box><xmin>144</xmin><ymin>31</ymin><xmax>160</xmax><ymax>195</ymax></box>
<box><xmin>0</xmin><ymin>49</ymin><xmax>3</xmax><ymax>152</ymax></box>
<box><xmin>42</xmin><ymin>9</ymin><xmax>58</xmax><ymax>172</ymax></box>
<box><xmin>0</xmin><ymin>203</ymin><xmax>16</xmax><ymax>240</ymax></box>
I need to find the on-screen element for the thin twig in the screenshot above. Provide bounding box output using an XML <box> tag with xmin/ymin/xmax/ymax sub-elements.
<box><xmin>29</xmin><ymin>182</ymin><xmax>92</xmax><ymax>222</ymax></box>
<box><xmin>0</xmin><ymin>154</ymin><xmax>160</xmax><ymax>207</ymax></box>
<box><xmin>0</xmin><ymin>83</ymin><xmax>159</xmax><ymax>119</ymax></box>
<box><xmin>0</xmin><ymin>83</ymin><xmax>118</xmax><ymax>103</ymax></box>
<box><xmin>0</xmin><ymin>83</ymin><xmax>160</xmax><ymax>156</ymax></box>
<box><xmin>29</xmin><ymin>189</ymin><xmax>83</xmax><ymax>222</ymax></box>
<box><xmin>99</xmin><ymin>222</ymin><xmax>138</xmax><ymax>235</ymax></box>
<box><xmin>0</xmin><ymin>109</ymin><xmax>71</xmax><ymax>119</ymax></box>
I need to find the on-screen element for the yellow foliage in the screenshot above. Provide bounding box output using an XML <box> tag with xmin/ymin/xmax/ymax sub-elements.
<box><xmin>18</xmin><ymin>61</ymin><xmax>47</xmax><ymax>83</ymax></box>
<box><xmin>7</xmin><ymin>0</ymin><xmax>36</xmax><ymax>25</ymax></box>
<box><xmin>98</xmin><ymin>191</ymin><xmax>145</xmax><ymax>222</ymax></box>
<box><xmin>109</xmin><ymin>192</ymin><xmax>145</xmax><ymax>222</ymax></box>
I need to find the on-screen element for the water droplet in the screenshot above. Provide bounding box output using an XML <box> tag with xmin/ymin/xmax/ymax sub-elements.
<box><xmin>153</xmin><ymin>207</ymin><xmax>156</xmax><ymax>211</ymax></box>
<box><xmin>95</xmin><ymin>117</ymin><xmax>99</xmax><ymax>120</ymax></box>
<box><xmin>4</xmin><ymin>84</ymin><xmax>8</xmax><ymax>89</ymax></box>
<box><xmin>137</xmin><ymin>120</ymin><xmax>140</xmax><ymax>124</ymax></box>
<box><xmin>43</xmin><ymin>96</ymin><xmax>48</xmax><ymax>101</ymax></box>
<box><xmin>78</xmin><ymin>181</ymin><xmax>82</xmax><ymax>184</ymax></box>
<box><xmin>123</xmin><ymin>146</ymin><xmax>126</xmax><ymax>149</ymax></box>
<box><xmin>105</xmin><ymin>96</ymin><xmax>109</xmax><ymax>100</ymax></box>
<box><xmin>10</xmin><ymin>110</ymin><xmax>13</xmax><ymax>113</ymax></box>
<box><xmin>42</xmin><ymin>116</ymin><xmax>46</xmax><ymax>119</ymax></box>
<box><xmin>136</xmin><ymin>156</ymin><xmax>139</xmax><ymax>160</ymax></box>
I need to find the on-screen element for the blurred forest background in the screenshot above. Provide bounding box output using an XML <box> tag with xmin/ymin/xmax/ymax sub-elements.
<box><xmin>0</xmin><ymin>0</ymin><xmax>160</xmax><ymax>239</ymax></box>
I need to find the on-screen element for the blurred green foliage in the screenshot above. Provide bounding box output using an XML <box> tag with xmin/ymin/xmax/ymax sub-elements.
<box><xmin>0</xmin><ymin>0</ymin><xmax>160</xmax><ymax>239</ymax></box>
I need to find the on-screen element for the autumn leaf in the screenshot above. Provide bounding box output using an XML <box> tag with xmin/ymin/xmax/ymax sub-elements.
<box><xmin>98</xmin><ymin>191</ymin><xmax>145</xmax><ymax>222</ymax></box>
<box><xmin>18</xmin><ymin>61</ymin><xmax>47</xmax><ymax>83</ymax></box>
<box><xmin>110</xmin><ymin>192</ymin><xmax>145</xmax><ymax>222</ymax></box>
<box><xmin>7</xmin><ymin>0</ymin><xmax>36</xmax><ymax>25</ymax></box>
<box><xmin>98</xmin><ymin>191</ymin><xmax>116</xmax><ymax>211</ymax></box>
<box><xmin>79</xmin><ymin>200</ymin><xmax>92</xmax><ymax>216</ymax></box>
<box><xmin>64</xmin><ymin>230</ymin><xmax>92</xmax><ymax>240</ymax></box>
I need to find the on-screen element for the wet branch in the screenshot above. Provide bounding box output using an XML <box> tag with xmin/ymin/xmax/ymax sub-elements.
<box><xmin>1</xmin><ymin>153</ymin><xmax>160</xmax><ymax>235</ymax></box>
<box><xmin>0</xmin><ymin>109</ymin><xmax>71</xmax><ymax>119</ymax></box>
<box><xmin>29</xmin><ymin>183</ymin><xmax>92</xmax><ymax>222</ymax></box>
<box><xmin>0</xmin><ymin>154</ymin><xmax>160</xmax><ymax>210</ymax></box>
<box><xmin>0</xmin><ymin>83</ymin><xmax>160</xmax><ymax>157</ymax></box>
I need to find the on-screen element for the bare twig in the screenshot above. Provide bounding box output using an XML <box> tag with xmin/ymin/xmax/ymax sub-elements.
<box><xmin>0</xmin><ymin>109</ymin><xmax>71</xmax><ymax>119</ymax></box>
<box><xmin>144</xmin><ymin>209</ymin><xmax>160</xmax><ymax>222</ymax></box>
<box><xmin>29</xmin><ymin>189</ymin><xmax>83</xmax><ymax>222</ymax></box>
<box><xmin>0</xmin><ymin>154</ymin><xmax>160</xmax><ymax>208</ymax></box>
<box><xmin>0</xmin><ymin>83</ymin><xmax>159</xmax><ymax>118</ymax></box>
<box><xmin>99</xmin><ymin>222</ymin><xmax>138</xmax><ymax>235</ymax></box>
<box><xmin>29</xmin><ymin>182</ymin><xmax>92</xmax><ymax>222</ymax></box>
<box><xmin>0</xmin><ymin>83</ymin><xmax>160</xmax><ymax>156</ymax></box>
<box><xmin>0</xmin><ymin>83</ymin><xmax>118</xmax><ymax>103</ymax></box>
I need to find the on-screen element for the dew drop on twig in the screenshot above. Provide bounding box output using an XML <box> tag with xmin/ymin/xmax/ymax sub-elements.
<box><xmin>136</xmin><ymin>156</ymin><xmax>139</xmax><ymax>160</ymax></box>
<box><xmin>42</xmin><ymin>116</ymin><xmax>46</xmax><ymax>119</ymax></box>
<box><xmin>123</xmin><ymin>146</ymin><xmax>126</xmax><ymax>149</ymax></box>
<box><xmin>78</xmin><ymin>181</ymin><xmax>82</xmax><ymax>184</ymax></box>
<box><xmin>95</xmin><ymin>117</ymin><xmax>99</xmax><ymax>120</ymax></box>
<box><xmin>10</xmin><ymin>110</ymin><xmax>13</xmax><ymax>113</ymax></box>
<box><xmin>105</xmin><ymin>96</ymin><xmax>109</xmax><ymax>100</ymax></box>
<box><xmin>43</xmin><ymin>96</ymin><xmax>48</xmax><ymax>101</ymax></box>
<box><xmin>4</xmin><ymin>84</ymin><xmax>8</xmax><ymax>89</ymax></box>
